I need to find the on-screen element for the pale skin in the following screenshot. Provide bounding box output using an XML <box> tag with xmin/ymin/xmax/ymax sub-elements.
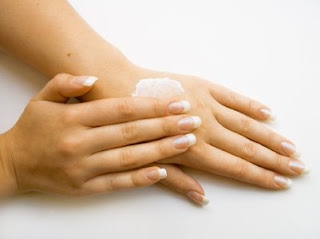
<box><xmin>0</xmin><ymin>0</ymin><xmax>309</xmax><ymax>204</ymax></box>
<box><xmin>0</xmin><ymin>73</ymin><xmax>201</xmax><ymax>197</ymax></box>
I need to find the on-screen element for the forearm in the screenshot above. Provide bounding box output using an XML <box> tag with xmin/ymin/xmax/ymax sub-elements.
<box><xmin>0</xmin><ymin>0</ymin><xmax>134</xmax><ymax>100</ymax></box>
<box><xmin>0</xmin><ymin>133</ymin><xmax>17</xmax><ymax>196</ymax></box>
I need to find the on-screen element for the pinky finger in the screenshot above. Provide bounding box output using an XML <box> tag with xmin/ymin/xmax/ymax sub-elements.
<box><xmin>82</xmin><ymin>166</ymin><xmax>167</xmax><ymax>195</ymax></box>
<box><xmin>154</xmin><ymin>163</ymin><xmax>210</xmax><ymax>206</ymax></box>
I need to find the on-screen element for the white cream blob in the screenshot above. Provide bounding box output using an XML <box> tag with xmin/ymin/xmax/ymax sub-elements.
<box><xmin>131</xmin><ymin>78</ymin><xmax>184</xmax><ymax>98</ymax></box>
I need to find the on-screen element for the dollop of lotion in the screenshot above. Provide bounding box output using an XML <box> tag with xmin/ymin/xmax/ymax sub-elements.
<box><xmin>131</xmin><ymin>78</ymin><xmax>184</xmax><ymax>98</ymax></box>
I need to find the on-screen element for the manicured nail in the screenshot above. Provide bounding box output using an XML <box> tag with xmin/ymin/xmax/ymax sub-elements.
<box><xmin>146</xmin><ymin>168</ymin><xmax>167</xmax><ymax>180</ymax></box>
<box><xmin>274</xmin><ymin>175</ymin><xmax>292</xmax><ymax>188</ymax></box>
<box><xmin>174</xmin><ymin>133</ymin><xmax>197</xmax><ymax>149</ymax></box>
<box><xmin>168</xmin><ymin>100</ymin><xmax>191</xmax><ymax>114</ymax></box>
<box><xmin>260</xmin><ymin>108</ymin><xmax>276</xmax><ymax>120</ymax></box>
<box><xmin>73</xmin><ymin>76</ymin><xmax>99</xmax><ymax>86</ymax></box>
<box><xmin>178</xmin><ymin>116</ymin><xmax>202</xmax><ymax>131</ymax></box>
<box><xmin>281</xmin><ymin>141</ymin><xmax>301</xmax><ymax>158</ymax></box>
<box><xmin>186</xmin><ymin>191</ymin><xmax>210</xmax><ymax>206</ymax></box>
<box><xmin>289</xmin><ymin>160</ymin><xmax>310</xmax><ymax>174</ymax></box>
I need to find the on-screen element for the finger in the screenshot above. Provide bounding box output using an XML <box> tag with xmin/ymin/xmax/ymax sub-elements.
<box><xmin>180</xmin><ymin>144</ymin><xmax>292</xmax><ymax>189</ymax></box>
<box><xmin>33</xmin><ymin>73</ymin><xmax>98</xmax><ymax>103</ymax></box>
<box><xmin>215</xmin><ymin>106</ymin><xmax>301</xmax><ymax>158</ymax></box>
<box><xmin>82</xmin><ymin>166</ymin><xmax>167</xmax><ymax>195</ymax></box>
<box><xmin>154</xmin><ymin>163</ymin><xmax>209</xmax><ymax>206</ymax></box>
<box><xmin>209</xmin><ymin>126</ymin><xmax>308</xmax><ymax>176</ymax></box>
<box><xmin>85</xmin><ymin>133</ymin><xmax>197</xmax><ymax>177</ymax></box>
<box><xmin>76</xmin><ymin>97</ymin><xmax>191</xmax><ymax>127</ymax></box>
<box><xmin>209</xmin><ymin>83</ymin><xmax>274</xmax><ymax>121</ymax></box>
<box><xmin>85</xmin><ymin>115</ymin><xmax>201</xmax><ymax>152</ymax></box>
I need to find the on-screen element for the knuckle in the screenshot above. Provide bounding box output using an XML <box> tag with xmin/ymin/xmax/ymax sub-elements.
<box><xmin>242</xmin><ymin>141</ymin><xmax>256</xmax><ymax>158</ymax></box>
<box><xmin>57</xmin><ymin>136</ymin><xmax>82</xmax><ymax>156</ymax></box>
<box><xmin>273</xmin><ymin>153</ymin><xmax>284</xmax><ymax>169</ymax></box>
<box><xmin>119</xmin><ymin>148</ymin><xmax>137</xmax><ymax>168</ymax></box>
<box><xmin>228</xmin><ymin>91</ymin><xmax>238</xmax><ymax>105</ymax></box>
<box><xmin>151</xmin><ymin>99</ymin><xmax>162</xmax><ymax>116</ymax></box>
<box><xmin>52</xmin><ymin>73</ymin><xmax>70</xmax><ymax>88</ymax></box>
<box><xmin>240</xmin><ymin>117</ymin><xmax>252</xmax><ymax>134</ymax></box>
<box><xmin>117</xmin><ymin>99</ymin><xmax>136</xmax><ymax>117</ymax></box>
<box><xmin>121</xmin><ymin>122</ymin><xmax>138</xmax><ymax>141</ymax></box>
<box><xmin>61</xmin><ymin>108</ymin><xmax>79</xmax><ymax>124</ymax></box>
<box><xmin>54</xmin><ymin>73</ymin><xmax>69</xmax><ymax>81</ymax></box>
<box><xmin>108</xmin><ymin>175</ymin><xmax>118</xmax><ymax>191</ymax></box>
<box><xmin>130</xmin><ymin>173</ymin><xmax>142</xmax><ymax>188</ymax></box>
<box><xmin>232</xmin><ymin>160</ymin><xmax>248</xmax><ymax>178</ymax></box>
<box><xmin>157</xmin><ymin>140</ymin><xmax>169</xmax><ymax>158</ymax></box>
<box><xmin>161</xmin><ymin>117</ymin><xmax>173</xmax><ymax>135</ymax></box>
<box><xmin>247</xmin><ymin>99</ymin><xmax>256</xmax><ymax>112</ymax></box>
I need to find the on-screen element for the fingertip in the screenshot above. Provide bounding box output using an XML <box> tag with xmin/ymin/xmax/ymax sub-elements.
<box><xmin>73</xmin><ymin>76</ymin><xmax>99</xmax><ymax>87</ymax></box>
<box><xmin>186</xmin><ymin>191</ymin><xmax>210</xmax><ymax>206</ymax></box>
<box><xmin>259</xmin><ymin>108</ymin><xmax>276</xmax><ymax>121</ymax></box>
<box><xmin>60</xmin><ymin>75</ymin><xmax>98</xmax><ymax>98</ymax></box>
<box><xmin>145</xmin><ymin>167</ymin><xmax>167</xmax><ymax>181</ymax></box>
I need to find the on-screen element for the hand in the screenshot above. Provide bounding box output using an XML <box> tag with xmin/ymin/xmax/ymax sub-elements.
<box><xmin>0</xmin><ymin>73</ymin><xmax>202</xmax><ymax>197</ymax></box>
<box><xmin>86</xmin><ymin>66</ymin><xmax>309</xmax><ymax>191</ymax></box>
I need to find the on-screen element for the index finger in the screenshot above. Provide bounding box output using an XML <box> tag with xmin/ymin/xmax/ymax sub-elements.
<box><xmin>77</xmin><ymin>97</ymin><xmax>190</xmax><ymax>127</ymax></box>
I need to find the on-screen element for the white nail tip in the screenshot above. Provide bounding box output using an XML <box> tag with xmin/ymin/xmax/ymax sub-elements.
<box><xmin>260</xmin><ymin>108</ymin><xmax>276</xmax><ymax>121</ymax></box>
<box><xmin>82</xmin><ymin>76</ymin><xmax>99</xmax><ymax>86</ymax></box>
<box><xmin>186</xmin><ymin>133</ymin><xmax>197</xmax><ymax>146</ymax></box>
<box><xmin>281</xmin><ymin>141</ymin><xmax>296</xmax><ymax>151</ymax></box>
<box><xmin>292</xmin><ymin>151</ymin><xmax>301</xmax><ymax>159</ymax></box>
<box><xmin>190</xmin><ymin>116</ymin><xmax>202</xmax><ymax>128</ymax></box>
<box><xmin>281</xmin><ymin>142</ymin><xmax>300</xmax><ymax>158</ymax></box>
<box><xmin>304</xmin><ymin>166</ymin><xmax>311</xmax><ymax>174</ymax></box>
<box><xmin>274</xmin><ymin>176</ymin><xmax>292</xmax><ymax>188</ymax></box>
<box><xmin>181</xmin><ymin>100</ymin><xmax>191</xmax><ymax>113</ymax></box>
<box><xmin>158</xmin><ymin>168</ymin><xmax>167</xmax><ymax>179</ymax></box>
<box><xmin>201</xmin><ymin>195</ymin><xmax>210</xmax><ymax>206</ymax></box>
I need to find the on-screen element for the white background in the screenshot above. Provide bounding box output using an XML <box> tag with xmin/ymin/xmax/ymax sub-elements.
<box><xmin>0</xmin><ymin>0</ymin><xmax>319</xmax><ymax>238</ymax></box>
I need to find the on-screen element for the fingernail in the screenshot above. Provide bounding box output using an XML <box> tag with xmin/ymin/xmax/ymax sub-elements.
<box><xmin>73</xmin><ymin>76</ymin><xmax>99</xmax><ymax>86</ymax></box>
<box><xmin>174</xmin><ymin>133</ymin><xmax>197</xmax><ymax>149</ymax></box>
<box><xmin>260</xmin><ymin>108</ymin><xmax>276</xmax><ymax>120</ymax></box>
<box><xmin>186</xmin><ymin>191</ymin><xmax>210</xmax><ymax>206</ymax></box>
<box><xmin>178</xmin><ymin>116</ymin><xmax>202</xmax><ymax>131</ymax></box>
<box><xmin>146</xmin><ymin>168</ymin><xmax>167</xmax><ymax>180</ymax></box>
<box><xmin>289</xmin><ymin>160</ymin><xmax>310</xmax><ymax>174</ymax></box>
<box><xmin>274</xmin><ymin>175</ymin><xmax>292</xmax><ymax>188</ymax></box>
<box><xmin>281</xmin><ymin>142</ymin><xmax>301</xmax><ymax>158</ymax></box>
<box><xmin>168</xmin><ymin>100</ymin><xmax>191</xmax><ymax>114</ymax></box>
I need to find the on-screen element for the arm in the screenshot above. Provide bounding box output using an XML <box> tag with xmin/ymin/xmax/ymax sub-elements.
<box><xmin>0</xmin><ymin>0</ymin><xmax>308</xmax><ymax>192</ymax></box>
<box><xmin>0</xmin><ymin>0</ymin><xmax>131</xmax><ymax>99</ymax></box>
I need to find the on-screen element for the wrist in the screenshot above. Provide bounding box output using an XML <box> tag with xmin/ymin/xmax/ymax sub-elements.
<box><xmin>0</xmin><ymin>132</ymin><xmax>18</xmax><ymax>196</ymax></box>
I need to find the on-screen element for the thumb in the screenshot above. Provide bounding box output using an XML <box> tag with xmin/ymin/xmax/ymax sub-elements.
<box><xmin>33</xmin><ymin>73</ymin><xmax>98</xmax><ymax>103</ymax></box>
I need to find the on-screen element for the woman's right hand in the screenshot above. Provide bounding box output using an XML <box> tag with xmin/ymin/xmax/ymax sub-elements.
<box><xmin>0</xmin><ymin>73</ymin><xmax>202</xmax><ymax>197</ymax></box>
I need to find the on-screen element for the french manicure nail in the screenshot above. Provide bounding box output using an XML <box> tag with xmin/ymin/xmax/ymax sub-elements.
<box><xmin>274</xmin><ymin>175</ymin><xmax>292</xmax><ymax>188</ymax></box>
<box><xmin>186</xmin><ymin>191</ymin><xmax>210</xmax><ymax>206</ymax></box>
<box><xmin>260</xmin><ymin>108</ymin><xmax>276</xmax><ymax>120</ymax></box>
<box><xmin>146</xmin><ymin>168</ymin><xmax>167</xmax><ymax>180</ymax></box>
<box><xmin>281</xmin><ymin>141</ymin><xmax>300</xmax><ymax>158</ymax></box>
<box><xmin>289</xmin><ymin>160</ymin><xmax>310</xmax><ymax>174</ymax></box>
<box><xmin>178</xmin><ymin>116</ymin><xmax>202</xmax><ymax>131</ymax></box>
<box><xmin>73</xmin><ymin>76</ymin><xmax>99</xmax><ymax>86</ymax></box>
<box><xmin>174</xmin><ymin>133</ymin><xmax>197</xmax><ymax>149</ymax></box>
<box><xmin>168</xmin><ymin>100</ymin><xmax>191</xmax><ymax>114</ymax></box>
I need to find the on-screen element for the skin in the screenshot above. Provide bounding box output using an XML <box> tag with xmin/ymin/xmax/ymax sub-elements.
<box><xmin>0</xmin><ymin>73</ymin><xmax>200</xmax><ymax>197</ymax></box>
<box><xmin>0</xmin><ymin>0</ymin><xmax>308</xmax><ymax>203</ymax></box>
